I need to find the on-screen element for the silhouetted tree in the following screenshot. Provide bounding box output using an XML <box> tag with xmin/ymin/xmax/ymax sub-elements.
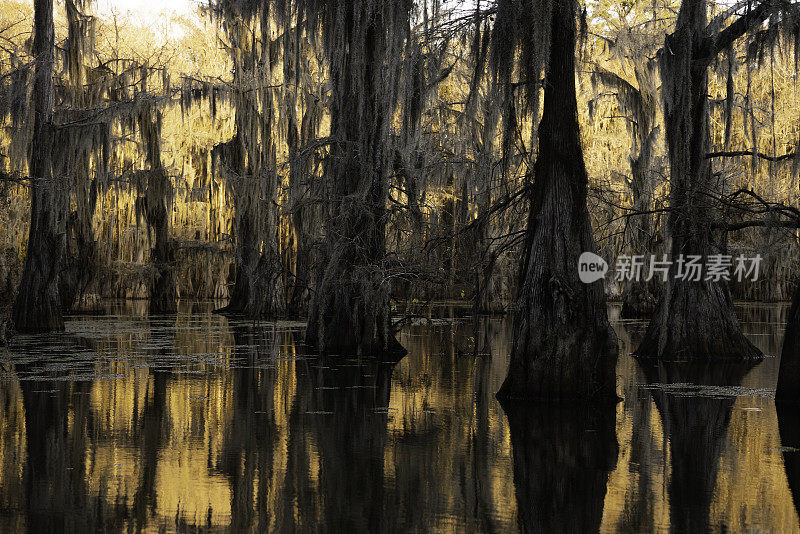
<box><xmin>495</xmin><ymin>0</ymin><xmax>618</xmax><ymax>400</ymax></box>
<box><xmin>13</xmin><ymin>0</ymin><xmax>64</xmax><ymax>331</ymax></box>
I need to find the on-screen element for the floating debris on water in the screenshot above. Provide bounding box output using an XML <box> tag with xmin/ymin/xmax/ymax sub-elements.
<box><xmin>640</xmin><ymin>382</ymin><xmax>775</xmax><ymax>399</ymax></box>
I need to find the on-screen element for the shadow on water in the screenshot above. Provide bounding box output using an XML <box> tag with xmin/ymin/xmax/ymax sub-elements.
<box><xmin>130</xmin><ymin>318</ymin><xmax>173</xmax><ymax>531</ymax></box>
<box><xmin>636</xmin><ymin>359</ymin><xmax>757</xmax><ymax>533</ymax></box>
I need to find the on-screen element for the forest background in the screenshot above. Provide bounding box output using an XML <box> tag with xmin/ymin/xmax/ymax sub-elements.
<box><xmin>0</xmin><ymin>0</ymin><xmax>795</xmax><ymax>326</ymax></box>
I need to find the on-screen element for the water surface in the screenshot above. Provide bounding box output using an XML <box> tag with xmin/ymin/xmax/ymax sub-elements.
<box><xmin>0</xmin><ymin>302</ymin><xmax>797</xmax><ymax>532</ymax></box>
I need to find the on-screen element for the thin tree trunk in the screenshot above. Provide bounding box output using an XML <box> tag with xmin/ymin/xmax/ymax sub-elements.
<box><xmin>634</xmin><ymin>0</ymin><xmax>760</xmax><ymax>360</ymax></box>
<box><xmin>497</xmin><ymin>0</ymin><xmax>618</xmax><ymax>400</ymax></box>
<box><xmin>621</xmin><ymin>129</ymin><xmax>659</xmax><ymax>318</ymax></box>
<box><xmin>60</xmin><ymin>179</ymin><xmax>100</xmax><ymax>313</ymax></box>
<box><xmin>285</xmin><ymin>92</ymin><xmax>316</xmax><ymax>318</ymax></box>
<box><xmin>140</xmin><ymin>108</ymin><xmax>177</xmax><ymax>315</ymax></box>
<box><xmin>13</xmin><ymin>0</ymin><xmax>64</xmax><ymax>332</ymax></box>
<box><xmin>224</xmin><ymin>195</ymin><xmax>262</xmax><ymax>314</ymax></box>
<box><xmin>147</xmin><ymin>167</ymin><xmax>177</xmax><ymax>314</ymax></box>
<box><xmin>474</xmin><ymin>100</ymin><xmax>504</xmax><ymax>315</ymax></box>
<box><xmin>214</xmin><ymin>129</ymin><xmax>284</xmax><ymax>318</ymax></box>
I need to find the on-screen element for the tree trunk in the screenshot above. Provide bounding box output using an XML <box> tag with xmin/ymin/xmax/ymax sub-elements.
<box><xmin>305</xmin><ymin>4</ymin><xmax>404</xmax><ymax>356</ymax></box>
<box><xmin>496</xmin><ymin>0</ymin><xmax>618</xmax><ymax>401</ymax></box>
<box><xmin>776</xmin><ymin>287</ymin><xmax>800</xmax><ymax>402</ymax></box>
<box><xmin>138</xmin><ymin>106</ymin><xmax>177</xmax><ymax>315</ymax></box>
<box><xmin>224</xmin><ymin>195</ymin><xmax>261</xmax><ymax>314</ymax></box>
<box><xmin>13</xmin><ymin>0</ymin><xmax>64</xmax><ymax>332</ymax></box>
<box><xmin>223</xmin><ymin>191</ymin><xmax>283</xmax><ymax>318</ymax></box>
<box><xmin>621</xmin><ymin>129</ymin><xmax>659</xmax><ymax>318</ymax></box>
<box><xmin>213</xmin><ymin>128</ymin><xmax>284</xmax><ymax>318</ymax></box>
<box><xmin>284</xmin><ymin>93</ymin><xmax>317</xmax><ymax>318</ymax></box>
<box><xmin>634</xmin><ymin>0</ymin><xmax>760</xmax><ymax>360</ymax></box>
<box><xmin>474</xmin><ymin>101</ymin><xmax>505</xmax><ymax>315</ymax></box>
<box><xmin>60</xmin><ymin>180</ymin><xmax>100</xmax><ymax>313</ymax></box>
<box><xmin>147</xmin><ymin>167</ymin><xmax>178</xmax><ymax>314</ymax></box>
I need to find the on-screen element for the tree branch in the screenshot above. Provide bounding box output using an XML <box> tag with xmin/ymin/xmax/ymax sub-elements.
<box><xmin>722</xmin><ymin>220</ymin><xmax>800</xmax><ymax>231</ymax></box>
<box><xmin>702</xmin><ymin>0</ymin><xmax>773</xmax><ymax>59</ymax></box>
<box><xmin>706</xmin><ymin>149</ymin><xmax>796</xmax><ymax>161</ymax></box>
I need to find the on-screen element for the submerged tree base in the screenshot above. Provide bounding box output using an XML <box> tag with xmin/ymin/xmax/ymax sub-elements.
<box><xmin>305</xmin><ymin>309</ymin><xmax>408</xmax><ymax>359</ymax></box>
<box><xmin>496</xmin><ymin>326</ymin><xmax>620</xmax><ymax>402</ymax></box>
<box><xmin>635</xmin><ymin>281</ymin><xmax>763</xmax><ymax>361</ymax></box>
<box><xmin>213</xmin><ymin>254</ymin><xmax>284</xmax><ymax>319</ymax></box>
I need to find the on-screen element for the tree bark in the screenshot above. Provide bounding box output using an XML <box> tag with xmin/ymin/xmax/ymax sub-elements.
<box><xmin>496</xmin><ymin>0</ymin><xmax>618</xmax><ymax>401</ymax></box>
<box><xmin>284</xmin><ymin>93</ymin><xmax>317</xmax><ymax>318</ymax></box>
<box><xmin>305</xmin><ymin>3</ymin><xmax>405</xmax><ymax>356</ymax></box>
<box><xmin>635</xmin><ymin>0</ymin><xmax>760</xmax><ymax>360</ymax></box>
<box><xmin>474</xmin><ymin>100</ymin><xmax>505</xmax><ymax>315</ymax></box>
<box><xmin>13</xmin><ymin>0</ymin><xmax>65</xmax><ymax>332</ymax></box>
<box><xmin>213</xmin><ymin>127</ymin><xmax>284</xmax><ymax>319</ymax></box>
<box><xmin>621</xmin><ymin>119</ymin><xmax>659</xmax><ymax>318</ymax></box>
<box><xmin>139</xmin><ymin>108</ymin><xmax>177</xmax><ymax>315</ymax></box>
<box><xmin>223</xmin><ymin>188</ymin><xmax>261</xmax><ymax>314</ymax></box>
<box><xmin>60</xmin><ymin>180</ymin><xmax>100</xmax><ymax>313</ymax></box>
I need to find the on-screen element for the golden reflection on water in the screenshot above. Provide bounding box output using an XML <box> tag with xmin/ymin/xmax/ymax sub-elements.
<box><xmin>0</xmin><ymin>303</ymin><xmax>798</xmax><ymax>532</ymax></box>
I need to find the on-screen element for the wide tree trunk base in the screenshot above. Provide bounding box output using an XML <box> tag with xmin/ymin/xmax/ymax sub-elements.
<box><xmin>496</xmin><ymin>325</ymin><xmax>619</xmax><ymax>402</ymax></box>
<box><xmin>305</xmin><ymin>313</ymin><xmax>407</xmax><ymax>359</ymax></box>
<box><xmin>14</xmin><ymin>271</ymin><xmax>64</xmax><ymax>333</ymax></box>
<box><xmin>635</xmin><ymin>280</ymin><xmax>762</xmax><ymax>361</ymax></box>
<box><xmin>305</xmin><ymin>250</ymin><xmax>406</xmax><ymax>358</ymax></box>
<box><xmin>214</xmin><ymin>256</ymin><xmax>284</xmax><ymax>319</ymax></box>
<box><xmin>148</xmin><ymin>264</ymin><xmax>178</xmax><ymax>315</ymax></box>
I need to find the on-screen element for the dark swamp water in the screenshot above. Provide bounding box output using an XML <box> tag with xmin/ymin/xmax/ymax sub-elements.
<box><xmin>0</xmin><ymin>301</ymin><xmax>798</xmax><ymax>533</ymax></box>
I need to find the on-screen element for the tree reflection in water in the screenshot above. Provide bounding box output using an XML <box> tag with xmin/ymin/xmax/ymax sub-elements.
<box><xmin>637</xmin><ymin>360</ymin><xmax>757</xmax><ymax>533</ymax></box>
<box><xmin>3</xmin><ymin>305</ymin><xmax>800</xmax><ymax>532</ymax></box>
<box><xmin>778</xmin><ymin>403</ymin><xmax>800</xmax><ymax>519</ymax></box>
<box><xmin>501</xmin><ymin>400</ymin><xmax>618</xmax><ymax>534</ymax></box>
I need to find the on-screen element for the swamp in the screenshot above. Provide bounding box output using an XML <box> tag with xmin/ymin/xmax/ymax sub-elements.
<box><xmin>3</xmin><ymin>0</ymin><xmax>800</xmax><ymax>532</ymax></box>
